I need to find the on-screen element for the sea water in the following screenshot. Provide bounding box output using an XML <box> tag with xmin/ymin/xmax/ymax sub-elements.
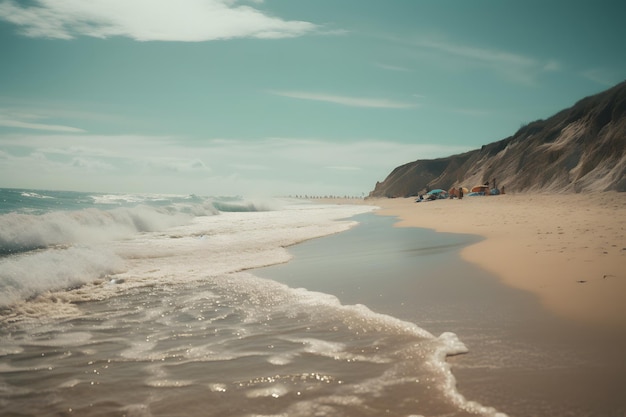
<box><xmin>0</xmin><ymin>188</ymin><xmax>505</xmax><ymax>417</ymax></box>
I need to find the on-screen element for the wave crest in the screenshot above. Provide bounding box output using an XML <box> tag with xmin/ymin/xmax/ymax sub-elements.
<box><xmin>0</xmin><ymin>246</ymin><xmax>125</xmax><ymax>308</ymax></box>
<box><xmin>0</xmin><ymin>205</ymin><xmax>195</xmax><ymax>255</ymax></box>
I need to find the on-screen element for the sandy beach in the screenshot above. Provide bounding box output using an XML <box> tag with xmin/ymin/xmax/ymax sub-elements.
<box><xmin>368</xmin><ymin>192</ymin><xmax>626</xmax><ymax>329</ymax></box>
<box><xmin>306</xmin><ymin>193</ymin><xmax>626</xmax><ymax>416</ymax></box>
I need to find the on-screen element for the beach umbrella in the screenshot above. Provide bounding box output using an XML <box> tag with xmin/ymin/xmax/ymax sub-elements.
<box><xmin>426</xmin><ymin>189</ymin><xmax>448</xmax><ymax>199</ymax></box>
<box><xmin>471</xmin><ymin>185</ymin><xmax>489</xmax><ymax>193</ymax></box>
<box><xmin>427</xmin><ymin>189</ymin><xmax>446</xmax><ymax>195</ymax></box>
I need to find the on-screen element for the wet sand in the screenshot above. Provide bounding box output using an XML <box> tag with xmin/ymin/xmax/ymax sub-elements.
<box><xmin>369</xmin><ymin>193</ymin><xmax>626</xmax><ymax>416</ymax></box>
<box><xmin>371</xmin><ymin>192</ymin><xmax>626</xmax><ymax>328</ymax></box>
<box><xmin>260</xmin><ymin>198</ymin><xmax>626</xmax><ymax>417</ymax></box>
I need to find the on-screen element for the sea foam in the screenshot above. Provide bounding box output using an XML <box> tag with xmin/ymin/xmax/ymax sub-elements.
<box><xmin>0</xmin><ymin>198</ymin><xmax>376</xmax><ymax>313</ymax></box>
<box><xmin>0</xmin><ymin>191</ymin><xmax>508</xmax><ymax>417</ymax></box>
<box><xmin>0</xmin><ymin>206</ymin><xmax>194</xmax><ymax>255</ymax></box>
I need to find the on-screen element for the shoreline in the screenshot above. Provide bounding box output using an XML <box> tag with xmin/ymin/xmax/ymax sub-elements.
<box><xmin>260</xmin><ymin>206</ymin><xmax>626</xmax><ymax>416</ymax></box>
<box><xmin>317</xmin><ymin>193</ymin><xmax>626</xmax><ymax>329</ymax></box>
<box><xmin>306</xmin><ymin>194</ymin><xmax>626</xmax><ymax>416</ymax></box>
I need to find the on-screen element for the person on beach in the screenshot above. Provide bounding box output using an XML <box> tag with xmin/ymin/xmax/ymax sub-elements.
<box><xmin>458</xmin><ymin>187</ymin><xmax>464</xmax><ymax>199</ymax></box>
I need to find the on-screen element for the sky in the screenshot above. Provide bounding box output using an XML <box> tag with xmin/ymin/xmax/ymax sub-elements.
<box><xmin>1</xmin><ymin>0</ymin><xmax>625</xmax><ymax>197</ymax></box>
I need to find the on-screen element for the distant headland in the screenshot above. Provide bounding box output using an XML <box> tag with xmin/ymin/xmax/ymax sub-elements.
<box><xmin>369</xmin><ymin>80</ymin><xmax>626</xmax><ymax>198</ymax></box>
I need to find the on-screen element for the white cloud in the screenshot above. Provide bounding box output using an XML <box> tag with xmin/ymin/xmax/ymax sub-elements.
<box><xmin>144</xmin><ymin>157</ymin><xmax>211</xmax><ymax>173</ymax></box>
<box><xmin>416</xmin><ymin>38</ymin><xmax>536</xmax><ymax>69</ymax></box>
<box><xmin>64</xmin><ymin>146</ymin><xmax>116</xmax><ymax>157</ymax></box>
<box><xmin>0</xmin><ymin>111</ymin><xmax>86</xmax><ymax>133</ymax></box>
<box><xmin>0</xmin><ymin>0</ymin><xmax>317</xmax><ymax>41</ymax></box>
<box><xmin>268</xmin><ymin>90</ymin><xmax>417</xmax><ymax>109</ymax></box>
<box><xmin>230</xmin><ymin>163</ymin><xmax>270</xmax><ymax>171</ymax></box>
<box><xmin>71</xmin><ymin>157</ymin><xmax>115</xmax><ymax>170</ymax></box>
<box><xmin>375</xmin><ymin>62</ymin><xmax>411</xmax><ymax>72</ymax></box>
<box><xmin>0</xmin><ymin>132</ymin><xmax>470</xmax><ymax>196</ymax></box>
<box><xmin>543</xmin><ymin>60</ymin><xmax>561</xmax><ymax>72</ymax></box>
<box><xmin>406</xmin><ymin>36</ymin><xmax>560</xmax><ymax>84</ymax></box>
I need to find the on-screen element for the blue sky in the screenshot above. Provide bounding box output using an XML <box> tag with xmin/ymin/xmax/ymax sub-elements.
<box><xmin>1</xmin><ymin>0</ymin><xmax>625</xmax><ymax>197</ymax></box>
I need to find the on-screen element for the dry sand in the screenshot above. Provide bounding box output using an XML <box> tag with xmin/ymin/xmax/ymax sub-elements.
<box><xmin>365</xmin><ymin>192</ymin><xmax>626</xmax><ymax>329</ymax></box>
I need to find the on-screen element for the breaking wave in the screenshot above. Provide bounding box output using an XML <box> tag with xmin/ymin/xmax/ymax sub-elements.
<box><xmin>0</xmin><ymin>206</ymin><xmax>195</xmax><ymax>256</ymax></box>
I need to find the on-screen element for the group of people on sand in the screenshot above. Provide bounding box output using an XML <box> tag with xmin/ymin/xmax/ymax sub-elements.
<box><xmin>448</xmin><ymin>187</ymin><xmax>465</xmax><ymax>199</ymax></box>
<box><xmin>416</xmin><ymin>178</ymin><xmax>505</xmax><ymax>202</ymax></box>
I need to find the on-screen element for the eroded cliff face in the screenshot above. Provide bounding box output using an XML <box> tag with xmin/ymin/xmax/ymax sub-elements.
<box><xmin>369</xmin><ymin>81</ymin><xmax>626</xmax><ymax>198</ymax></box>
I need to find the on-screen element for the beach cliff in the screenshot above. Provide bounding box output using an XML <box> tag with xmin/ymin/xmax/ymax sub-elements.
<box><xmin>369</xmin><ymin>80</ymin><xmax>626</xmax><ymax>197</ymax></box>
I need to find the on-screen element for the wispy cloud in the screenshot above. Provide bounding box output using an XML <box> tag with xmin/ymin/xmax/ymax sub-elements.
<box><xmin>144</xmin><ymin>157</ymin><xmax>211</xmax><ymax>173</ymax></box>
<box><xmin>407</xmin><ymin>36</ymin><xmax>559</xmax><ymax>84</ymax></box>
<box><xmin>0</xmin><ymin>0</ymin><xmax>317</xmax><ymax>41</ymax></box>
<box><xmin>268</xmin><ymin>90</ymin><xmax>416</xmax><ymax>109</ymax></box>
<box><xmin>0</xmin><ymin>110</ymin><xmax>85</xmax><ymax>132</ymax></box>
<box><xmin>375</xmin><ymin>62</ymin><xmax>411</xmax><ymax>72</ymax></box>
<box><xmin>581</xmin><ymin>67</ymin><xmax>624</xmax><ymax>86</ymax></box>
<box><xmin>0</xmin><ymin>133</ymin><xmax>469</xmax><ymax>195</ymax></box>
<box><xmin>416</xmin><ymin>38</ymin><xmax>536</xmax><ymax>68</ymax></box>
<box><xmin>71</xmin><ymin>157</ymin><xmax>115</xmax><ymax>170</ymax></box>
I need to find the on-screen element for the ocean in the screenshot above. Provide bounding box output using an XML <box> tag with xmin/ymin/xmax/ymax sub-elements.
<box><xmin>0</xmin><ymin>188</ymin><xmax>507</xmax><ymax>417</ymax></box>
